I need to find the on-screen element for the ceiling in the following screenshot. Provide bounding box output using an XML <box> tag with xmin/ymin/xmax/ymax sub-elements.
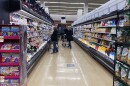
<box><xmin>37</xmin><ymin>0</ymin><xmax>108</xmax><ymax>15</ymax></box>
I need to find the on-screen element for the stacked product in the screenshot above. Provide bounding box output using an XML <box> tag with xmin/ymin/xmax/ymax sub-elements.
<box><xmin>27</xmin><ymin>20</ymin><xmax>46</xmax><ymax>62</ymax></box>
<box><xmin>0</xmin><ymin>25</ymin><xmax>27</xmax><ymax>86</ymax></box>
<box><xmin>74</xmin><ymin>19</ymin><xmax>116</xmax><ymax>60</ymax></box>
<box><xmin>114</xmin><ymin>9</ymin><xmax>130</xmax><ymax>86</ymax></box>
<box><xmin>10</xmin><ymin>13</ymin><xmax>52</xmax><ymax>64</ymax></box>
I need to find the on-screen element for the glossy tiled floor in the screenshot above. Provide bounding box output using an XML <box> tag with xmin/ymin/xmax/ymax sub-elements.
<box><xmin>28</xmin><ymin>42</ymin><xmax>113</xmax><ymax>86</ymax></box>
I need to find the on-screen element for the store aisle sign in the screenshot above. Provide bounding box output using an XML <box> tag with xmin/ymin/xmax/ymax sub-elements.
<box><xmin>61</xmin><ymin>17</ymin><xmax>66</xmax><ymax>24</ymax></box>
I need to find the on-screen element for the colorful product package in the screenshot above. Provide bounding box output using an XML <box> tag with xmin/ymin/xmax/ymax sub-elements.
<box><xmin>121</xmin><ymin>65</ymin><xmax>128</xmax><ymax>82</ymax></box>
<box><xmin>121</xmin><ymin>46</ymin><xmax>129</xmax><ymax>62</ymax></box>
<box><xmin>0</xmin><ymin>79</ymin><xmax>19</xmax><ymax>86</ymax></box>
<box><xmin>2</xmin><ymin>53</ymin><xmax>12</xmax><ymax>63</ymax></box>
<box><xmin>1</xmin><ymin>43</ymin><xmax>12</xmax><ymax>50</ymax></box>
<box><xmin>11</xmin><ymin>43</ymin><xmax>20</xmax><ymax>50</ymax></box>
<box><xmin>10</xmin><ymin>79</ymin><xmax>19</xmax><ymax>86</ymax></box>
<box><xmin>10</xmin><ymin>26</ymin><xmax>20</xmax><ymax>36</ymax></box>
<box><xmin>11</xmin><ymin>54</ymin><xmax>19</xmax><ymax>63</ymax></box>
<box><xmin>10</xmin><ymin>67</ymin><xmax>19</xmax><ymax>76</ymax></box>
<box><xmin>1</xmin><ymin>27</ymin><xmax>11</xmax><ymax>36</ymax></box>
<box><xmin>0</xmin><ymin>67</ymin><xmax>10</xmax><ymax>76</ymax></box>
<box><xmin>0</xmin><ymin>66</ymin><xmax>19</xmax><ymax>76</ymax></box>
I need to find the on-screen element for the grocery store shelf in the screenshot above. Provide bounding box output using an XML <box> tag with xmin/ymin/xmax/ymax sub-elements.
<box><xmin>27</xmin><ymin>42</ymin><xmax>47</xmax><ymax>62</ymax></box>
<box><xmin>0</xmin><ymin>76</ymin><xmax>20</xmax><ymax>79</ymax></box>
<box><xmin>97</xmin><ymin>26</ymin><xmax>116</xmax><ymax>28</ymax></box>
<box><xmin>86</xmin><ymin>35</ymin><xmax>115</xmax><ymax>42</ymax></box>
<box><xmin>116</xmin><ymin>59</ymin><xmax>130</xmax><ymax>68</ymax></box>
<box><xmin>118</xmin><ymin>26</ymin><xmax>130</xmax><ymax>29</ymax></box>
<box><xmin>115</xmin><ymin>76</ymin><xmax>129</xmax><ymax>86</ymax></box>
<box><xmin>74</xmin><ymin>38</ymin><xmax>114</xmax><ymax>74</ymax></box>
<box><xmin>17</xmin><ymin>5</ymin><xmax>52</xmax><ymax>25</ymax></box>
<box><xmin>27</xmin><ymin>41</ymin><xmax>50</xmax><ymax>75</ymax></box>
<box><xmin>91</xmin><ymin>42</ymin><xmax>109</xmax><ymax>47</ymax></box>
<box><xmin>4</xmin><ymin>36</ymin><xmax>20</xmax><ymax>40</ymax></box>
<box><xmin>0</xmin><ymin>50</ymin><xmax>20</xmax><ymax>53</ymax></box>
<box><xmin>81</xmin><ymin>31</ymin><xmax>116</xmax><ymax>35</ymax></box>
<box><xmin>0</xmin><ymin>63</ymin><xmax>20</xmax><ymax>66</ymax></box>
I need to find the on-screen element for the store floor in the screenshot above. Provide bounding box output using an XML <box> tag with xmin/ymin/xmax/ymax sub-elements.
<box><xmin>28</xmin><ymin>41</ymin><xmax>113</xmax><ymax>86</ymax></box>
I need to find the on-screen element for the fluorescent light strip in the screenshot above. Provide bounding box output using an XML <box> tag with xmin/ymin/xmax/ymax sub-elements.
<box><xmin>88</xmin><ymin>3</ymin><xmax>103</xmax><ymax>5</ymax></box>
<box><xmin>50</xmin><ymin>12</ymin><xmax>77</xmax><ymax>14</ymax></box>
<box><xmin>50</xmin><ymin>11</ymin><xmax>77</xmax><ymax>13</ymax></box>
<box><xmin>47</xmin><ymin>6</ymin><xmax>84</xmax><ymax>9</ymax></box>
<box><xmin>50</xmin><ymin>11</ymin><xmax>77</xmax><ymax>14</ymax></box>
<box><xmin>49</xmin><ymin>9</ymin><xmax>78</xmax><ymax>12</ymax></box>
<box><xmin>47</xmin><ymin>6</ymin><xmax>95</xmax><ymax>9</ymax></box>
<box><xmin>44</xmin><ymin>1</ymin><xmax>84</xmax><ymax>5</ymax></box>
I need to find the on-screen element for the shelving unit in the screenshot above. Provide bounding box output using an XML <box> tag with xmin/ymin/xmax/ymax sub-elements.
<box><xmin>73</xmin><ymin>6</ymin><xmax>118</xmax><ymax>74</ymax></box>
<box><xmin>114</xmin><ymin>9</ymin><xmax>130</xmax><ymax>86</ymax></box>
<box><xmin>73</xmin><ymin>5</ymin><xmax>130</xmax><ymax>85</ymax></box>
<box><xmin>0</xmin><ymin>25</ymin><xmax>27</xmax><ymax>86</ymax></box>
<box><xmin>9</xmin><ymin>1</ymin><xmax>53</xmax><ymax>75</ymax></box>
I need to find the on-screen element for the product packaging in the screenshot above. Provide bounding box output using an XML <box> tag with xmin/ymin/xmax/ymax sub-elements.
<box><xmin>121</xmin><ymin>65</ymin><xmax>128</xmax><ymax>82</ymax></box>
<box><xmin>115</xmin><ymin>61</ymin><xmax>121</xmax><ymax>77</ymax></box>
<box><xmin>1</xmin><ymin>27</ymin><xmax>11</xmax><ymax>36</ymax></box>
<box><xmin>10</xmin><ymin>26</ymin><xmax>20</xmax><ymax>36</ymax></box>
<box><xmin>121</xmin><ymin>46</ymin><xmax>129</xmax><ymax>62</ymax></box>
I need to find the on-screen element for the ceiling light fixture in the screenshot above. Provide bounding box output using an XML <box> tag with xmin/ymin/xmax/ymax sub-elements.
<box><xmin>49</xmin><ymin>9</ymin><xmax>78</xmax><ymax>11</ymax></box>
<box><xmin>47</xmin><ymin>6</ymin><xmax>84</xmax><ymax>9</ymax></box>
<box><xmin>50</xmin><ymin>11</ymin><xmax>77</xmax><ymax>13</ymax></box>
<box><xmin>44</xmin><ymin>1</ymin><xmax>84</xmax><ymax>5</ymax></box>
<box><xmin>88</xmin><ymin>3</ymin><xmax>103</xmax><ymax>5</ymax></box>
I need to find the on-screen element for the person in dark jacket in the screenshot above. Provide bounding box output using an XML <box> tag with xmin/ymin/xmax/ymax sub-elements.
<box><xmin>51</xmin><ymin>27</ymin><xmax>58</xmax><ymax>53</ymax></box>
<box><xmin>67</xmin><ymin>28</ymin><xmax>73</xmax><ymax>48</ymax></box>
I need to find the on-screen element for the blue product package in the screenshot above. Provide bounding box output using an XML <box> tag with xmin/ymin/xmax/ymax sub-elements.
<box><xmin>11</xmin><ymin>27</ymin><xmax>20</xmax><ymax>36</ymax></box>
<box><xmin>1</xmin><ymin>27</ymin><xmax>10</xmax><ymax>36</ymax></box>
<box><xmin>109</xmin><ymin>52</ymin><xmax>115</xmax><ymax>60</ymax></box>
<box><xmin>112</xmin><ymin>20</ymin><xmax>116</xmax><ymax>26</ymax></box>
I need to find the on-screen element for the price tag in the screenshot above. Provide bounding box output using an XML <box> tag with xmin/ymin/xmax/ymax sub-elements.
<box><xmin>0</xmin><ymin>36</ymin><xmax>4</xmax><ymax>42</ymax></box>
<box><xmin>0</xmin><ymin>76</ymin><xmax>5</xmax><ymax>82</ymax></box>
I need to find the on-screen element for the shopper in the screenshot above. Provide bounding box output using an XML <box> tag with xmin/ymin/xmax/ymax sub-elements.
<box><xmin>67</xmin><ymin>28</ymin><xmax>73</xmax><ymax>48</ymax></box>
<box><xmin>51</xmin><ymin>27</ymin><xmax>58</xmax><ymax>53</ymax></box>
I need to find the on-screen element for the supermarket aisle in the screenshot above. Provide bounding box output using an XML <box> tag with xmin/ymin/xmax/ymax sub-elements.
<box><xmin>28</xmin><ymin>42</ymin><xmax>113</xmax><ymax>86</ymax></box>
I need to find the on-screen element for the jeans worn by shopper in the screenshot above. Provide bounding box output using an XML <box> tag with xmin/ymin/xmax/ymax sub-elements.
<box><xmin>53</xmin><ymin>41</ymin><xmax>58</xmax><ymax>53</ymax></box>
<box><xmin>68</xmin><ymin>41</ymin><xmax>72</xmax><ymax>48</ymax></box>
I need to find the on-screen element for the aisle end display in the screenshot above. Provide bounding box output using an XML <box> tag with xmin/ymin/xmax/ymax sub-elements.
<box><xmin>0</xmin><ymin>25</ymin><xmax>27</xmax><ymax>86</ymax></box>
